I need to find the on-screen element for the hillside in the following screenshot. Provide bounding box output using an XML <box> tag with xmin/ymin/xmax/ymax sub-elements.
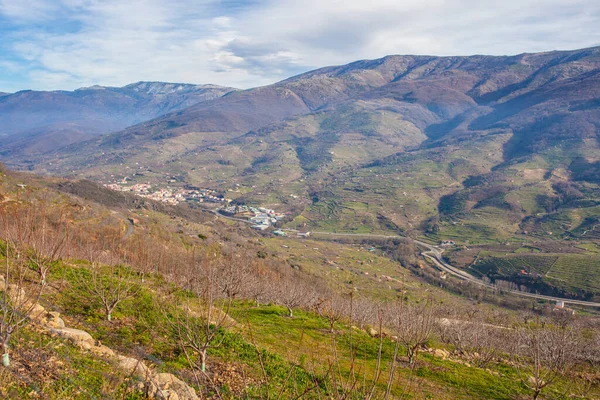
<box><xmin>0</xmin><ymin>82</ymin><xmax>235</xmax><ymax>159</ymax></box>
<box><xmin>2</xmin><ymin>166</ymin><xmax>600</xmax><ymax>399</ymax></box>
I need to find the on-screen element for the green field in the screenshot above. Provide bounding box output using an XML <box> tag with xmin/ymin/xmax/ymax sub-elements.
<box><xmin>471</xmin><ymin>254</ymin><xmax>558</xmax><ymax>277</ymax></box>
<box><xmin>546</xmin><ymin>255</ymin><xmax>600</xmax><ymax>292</ymax></box>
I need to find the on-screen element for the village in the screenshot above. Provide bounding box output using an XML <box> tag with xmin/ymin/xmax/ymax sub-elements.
<box><xmin>103</xmin><ymin>182</ymin><xmax>233</xmax><ymax>206</ymax></box>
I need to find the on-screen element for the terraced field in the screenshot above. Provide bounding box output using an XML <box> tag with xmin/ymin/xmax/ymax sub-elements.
<box><xmin>471</xmin><ymin>254</ymin><xmax>558</xmax><ymax>277</ymax></box>
<box><xmin>546</xmin><ymin>255</ymin><xmax>600</xmax><ymax>292</ymax></box>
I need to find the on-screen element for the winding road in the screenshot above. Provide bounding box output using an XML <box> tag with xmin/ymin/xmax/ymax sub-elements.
<box><xmin>210</xmin><ymin>211</ymin><xmax>600</xmax><ymax>308</ymax></box>
<box><xmin>289</xmin><ymin>230</ymin><xmax>600</xmax><ymax>308</ymax></box>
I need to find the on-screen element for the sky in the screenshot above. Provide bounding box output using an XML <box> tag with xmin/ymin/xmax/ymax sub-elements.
<box><xmin>1</xmin><ymin>0</ymin><xmax>599</xmax><ymax>93</ymax></box>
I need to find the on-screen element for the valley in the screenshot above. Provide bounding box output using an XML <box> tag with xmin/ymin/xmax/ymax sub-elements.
<box><xmin>2</xmin><ymin>45</ymin><xmax>600</xmax><ymax>399</ymax></box>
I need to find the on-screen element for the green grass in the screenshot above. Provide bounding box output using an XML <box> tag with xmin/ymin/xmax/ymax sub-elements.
<box><xmin>2</xmin><ymin>326</ymin><xmax>145</xmax><ymax>399</ymax></box>
<box><xmin>472</xmin><ymin>254</ymin><xmax>558</xmax><ymax>277</ymax></box>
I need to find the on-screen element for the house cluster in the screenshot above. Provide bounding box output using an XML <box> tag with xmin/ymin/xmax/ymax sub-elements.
<box><xmin>440</xmin><ymin>240</ymin><xmax>456</xmax><ymax>247</ymax></box>
<box><xmin>221</xmin><ymin>205</ymin><xmax>286</xmax><ymax>230</ymax></box>
<box><xmin>103</xmin><ymin>183</ymin><xmax>232</xmax><ymax>206</ymax></box>
<box><xmin>554</xmin><ymin>300</ymin><xmax>575</xmax><ymax>315</ymax></box>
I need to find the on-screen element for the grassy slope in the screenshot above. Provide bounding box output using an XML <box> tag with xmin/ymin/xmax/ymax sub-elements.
<box><xmin>0</xmin><ymin>257</ymin><xmax>588</xmax><ymax>400</ymax></box>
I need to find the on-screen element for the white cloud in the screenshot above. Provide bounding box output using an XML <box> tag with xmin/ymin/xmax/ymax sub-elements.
<box><xmin>1</xmin><ymin>0</ymin><xmax>599</xmax><ymax>91</ymax></box>
<box><xmin>0</xmin><ymin>0</ymin><xmax>58</xmax><ymax>20</ymax></box>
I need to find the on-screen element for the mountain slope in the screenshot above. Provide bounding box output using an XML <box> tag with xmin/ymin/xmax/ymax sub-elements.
<box><xmin>0</xmin><ymin>82</ymin><xmax>235</xmax><ymax>159</ymax></box>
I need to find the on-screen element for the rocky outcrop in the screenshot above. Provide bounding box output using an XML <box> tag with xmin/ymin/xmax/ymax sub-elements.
<box><xmin>149</xmin><ymin>373</ymin><xmax>199</xmax><ymax>400</ymax></box>
<box><xmin>51</xmin><ymin>327</ymin><xmax>96</xmax><ymax>350</ymax></box>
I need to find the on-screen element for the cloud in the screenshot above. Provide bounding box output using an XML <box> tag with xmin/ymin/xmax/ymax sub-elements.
<box><xmin>0</xmin><ymin>0</ymin><xmax>599</xmax><ymax>92</ymax></box>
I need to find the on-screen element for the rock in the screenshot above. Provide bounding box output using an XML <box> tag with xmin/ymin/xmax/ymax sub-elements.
<box><xmin>93</xmin><ymin>344</ymin><xmax>115</xmax><ymax>357</ymax></box>
<box><xmin>433</xmin><ymin>348</ymin><xmax>450</xmax><ymax>359</ymax></box>
<box><xmin>149</xmin><ymin>373</ymin><xmax>199</xmax><ymax>400</ymax></box>
<box><xmin>51</xmin><ymin>327</ymin><xmax>95</xmax><ymax>349</ymax></box>
<box><xmin>29</xmin><ymin>303</ymin><xmax>47</xmax><ymax>321</ymax></box>
<box><xmin>118</xmin><ymin>355</ymin><xmax>152</xmax><ymax>378</ymax></box>
<box><xmin>42</xmin><ymin>311</ymin><xmax>65</xmax><ymax>328</ymax></box>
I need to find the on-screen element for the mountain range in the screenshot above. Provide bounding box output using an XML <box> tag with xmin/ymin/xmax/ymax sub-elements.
<box><xmin>2</xmin><ymin>46</ymin><xmax>600</xmax><ymax>243</ymax></box>
<box><xmin>0</xmin><ymin>82</ymin><xmax>235</xmax><ymax>158</ymax></box>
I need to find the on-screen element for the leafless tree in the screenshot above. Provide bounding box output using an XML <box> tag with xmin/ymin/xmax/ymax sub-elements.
<box><xmin>166</xmin><ymin>247</ymin><xmax>233</xmax><ymax>383</ymax></box>
<box><xmin>0</xmin><ymin>202</ymin><xmax>69</xmax><ymax>286</ymax></box>
<box><xmin>76</xmin><ymin>241</ymin><xmax>139</xmax><ymax>321</ymax></box>
<box><xmin>437</xmin><ymin>317</ymin><xmax>506</xmax><ymax>368</ymax></box>
<box><xmin>1</xmin><ymin>215</ymin><xmax>44</xmax><ymax>367</ymax></box>
<box><xmin>240</xmin><ymin>263</ymin><xmax>272</xmax><ymax>307</ymax></box>
<box><xmin>389</xmin><ymin>297</ymin><xmax>434</xmax><ymax>364</ymax></box>
<box><xmin>513</xmin><ymin>321</ymin><xmax>578</xmax><ymax>400</ymax></box>
<box><xmin>317</xmin><ymin>292</ymin><xmax>350</xmax><ymax>333</ymax></box>
<box><xmin>274</xmin><ymin>275</ymin><xmax>312</xmax><ymax>318</ymax></box>
<box><xmin>351</xmin><ymin>296</ymin><xmax>376</xmax><ymax>329</ymax></box>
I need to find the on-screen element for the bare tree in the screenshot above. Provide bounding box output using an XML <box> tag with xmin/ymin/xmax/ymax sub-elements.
<box><xmin>240</xmin><ymin>262</ymin><xmax>272</xmax><ymax>307</ymax></box>
<box><xmin>317</xmin><ymin>292</ymin><xmax>350</xmax><ymax>333</ymax></box>
<box><xmin>76</xmin><ymin>241</ymin><xmax>139</xmax><ymax>321</ymax></box>
<box><xmin>1</xmin><ymin>202</ymin><xmax>69</xmax><ymax>286</ymax></box>
<box><xmin>437</xmin><ymin>317</ymin><xmax>506</xmax><ymax>368</ymax></box>
<box><xmin>351</xmin><ymin>296</ymin><xmax>376</xmax><ymax>330</ymax></box>
<box><xmin>1</xmin><ymin>229</ymin><xmax>44</xmax><ymax>367</ymax></box>
<box><xmin>513</xmin><ymin>321</ymin><xmax>578</xmax><ymax>400</ymax></box>
<box><xmin>274</xmin><ymin>275</ymin><xmax>311</xmax><ymax>318</ymax></box>
<box><xmin>166</xmin><ymin>248</ymin><xmax>233</xmax><ymax>377</ymax></box>
<box><xmin>389</xmin><ymin>297</ymin><xmax>434</xmax><ymax>364</ymax></box>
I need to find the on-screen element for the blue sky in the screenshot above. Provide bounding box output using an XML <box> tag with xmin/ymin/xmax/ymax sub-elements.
<box><xmin>1</xmin><ymin>0</ymin><xmax>599</xmax><ymax>93</ymax></box>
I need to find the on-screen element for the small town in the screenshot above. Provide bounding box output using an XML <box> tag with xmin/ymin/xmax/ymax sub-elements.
<box><xmin>103</xmin><ymin>182</ymin><xmax>233</xmax><ymax>205</ymax></box>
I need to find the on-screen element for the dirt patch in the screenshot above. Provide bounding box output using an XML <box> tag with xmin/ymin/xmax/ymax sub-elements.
<box><xmin>521</xmin><ymin>169</ymin><xmax>546</xmax><ymax>180</ymax></box>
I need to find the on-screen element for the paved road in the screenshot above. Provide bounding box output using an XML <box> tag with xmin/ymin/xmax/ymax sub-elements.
<box><xmin>304</xmin><ymin>230</ymin><xmax>600</xmax><ymax>308</ymax></box>
<box><xmin>210</xmin><ymin>213</ymin><xmax>600</xmax><ymax>308</ymax></box>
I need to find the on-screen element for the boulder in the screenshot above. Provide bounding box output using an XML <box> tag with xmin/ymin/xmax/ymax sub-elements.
<box><xmin>149</xmin><ymin>373</ymin><xmax>199</xmax><ymax>400</ymax></box>
<box><xmin>433</xmin><ymin>348</ymin><xmax>450</xmax><ymax>359</ymax></box>
<box><xmin>42</xmin><ymin>311</ymin><xmax>65</xmax><ymax>328</ymax></box>
<box><xmin>51</xmin><ymin>327</ymin><xmax>95</xmax><ymax>350</ymax></box>
<box><xmin>93</xmin><ymin>344</ymin><xmax>115</xmax><ymax>357</ymax></box>
<box><xmin>118</xmin><ymin>355</ymin><xmax>152</xmax><ymax>378</ymax></box>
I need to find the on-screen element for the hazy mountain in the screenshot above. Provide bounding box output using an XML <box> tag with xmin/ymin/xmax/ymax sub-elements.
<box><xmin>0</xmin><ymin>82</ymin><xmax>235</xmax><ymax>157</ymax></box>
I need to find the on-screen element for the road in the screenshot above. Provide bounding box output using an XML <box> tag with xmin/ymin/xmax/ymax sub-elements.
<box><xmin>209</xmin><ymin>212</ymin><xmax>600</xmax><ymax>308</ymax></box>
<box><xmin>294</xmin><ymin>230</ymin><xmax>600</xmax><ymax>308</ymax></box>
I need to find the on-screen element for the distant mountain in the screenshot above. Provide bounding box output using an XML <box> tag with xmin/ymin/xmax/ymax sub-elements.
<box><xmin>0</xmin><ymin>82</ymin><xmax>235</xmax><ymax>157</ymax></box>
<box><xmin>7</xmin><ymin>47</ymin><xmax>600</xmax><ymax>243</ymax></box>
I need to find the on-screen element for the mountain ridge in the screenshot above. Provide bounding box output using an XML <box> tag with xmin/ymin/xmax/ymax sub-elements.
<box><xmin>0</xmin><ymin>81</ymin><xmax>236</xmax><ymax>158</ymax></box>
